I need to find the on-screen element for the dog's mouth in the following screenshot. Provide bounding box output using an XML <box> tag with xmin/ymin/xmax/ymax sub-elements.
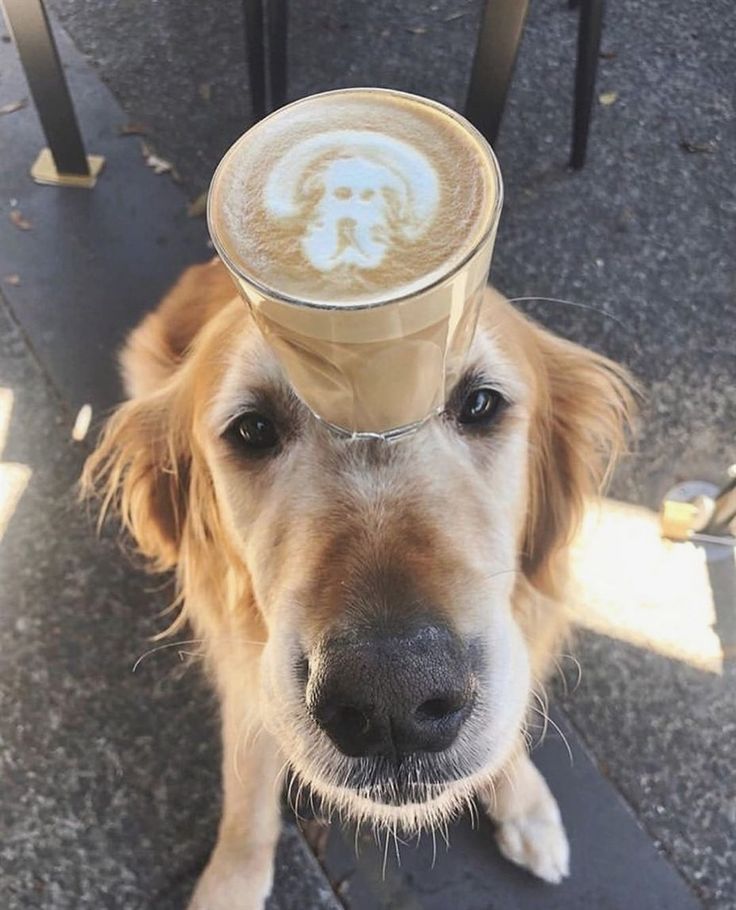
<box><xmin>320</xmin><ymin>751</ymin><xmax>476</xmax><ymax>807</ymax></box>
<box><xmin>279</xmin><ymin>720</ymin><xmax>495</xmax><ymax>826</ymax></box>
<box><xmin>283</xmin><ymin>745</ymin><xmax>495</xmax><ymax>834</ymax></box>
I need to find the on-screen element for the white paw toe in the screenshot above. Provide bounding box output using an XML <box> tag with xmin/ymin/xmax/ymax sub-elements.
<box><xmin>495</xmin><ymin>810</ymin><xmax>570</xmax><ymax>884</ymax></box>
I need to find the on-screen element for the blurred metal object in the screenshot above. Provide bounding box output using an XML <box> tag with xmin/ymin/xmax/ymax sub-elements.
<box><xmin>707</xmin><ymin>473</ymin><xmax>736</xmax><ymax>533</ymax></box>
<box><xmin>243</xmin><ymin>0</ymin><xmax>288</xmax><ymax>122</ymax></box>
<box><xmin>661</xmin><ymin>480</ymin><xmax>729</xmax><ymax>549</ymax></box>
<box><xmin>661</xmin><ymin>499</ymin><xmax>700</xmax><ymax>541</ymax></box>
<box><xmin>690</xmin><ymin>494</ymin><xmax>716</xmax><ymax>532</ymax></box>
<box><xmin>1</xmin><ymin>0</ymin><xmax>103</xmax><ymax>186</ymax></box>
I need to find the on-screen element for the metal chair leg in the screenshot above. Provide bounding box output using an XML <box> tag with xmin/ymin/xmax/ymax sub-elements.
<box><xmin>1</xmin><ymin>0</ymin><xmax>102</xmax><ymax>185</ymax></box>
<box><xmin>570</xmin><ymin>0</ymin><xmax>604</xmax><ymax>169</ymax></box>
<box><xmin>465</xmin><ymin>0</ymin><xmax>530</xmax><ymax>148</ymax></box>
<box><xmin>243</xmin><ymin>0</ymin><xmax>266</xmax><ymax>121</ymax></box>
<box><xmin>243</xmin><ymin>0</ymin><xmax>287</xmax><ymax>121</ymax></box>
<box><xmin>267</xmin><ymin>0</ymin><xmax>287</xmax><ymax>112</ymax></box>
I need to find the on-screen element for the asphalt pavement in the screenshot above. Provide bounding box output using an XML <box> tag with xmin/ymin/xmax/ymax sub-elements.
<box><xmin>1</xmin><ymin>1</ymin><xmax>734</xmax><ymax>907</ymax></box>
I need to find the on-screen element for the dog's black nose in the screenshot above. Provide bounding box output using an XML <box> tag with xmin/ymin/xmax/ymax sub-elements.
<box><xmin>307</xmin><ymin>624</ymin><xmax>476</xmax><ymax>758</ymax></box>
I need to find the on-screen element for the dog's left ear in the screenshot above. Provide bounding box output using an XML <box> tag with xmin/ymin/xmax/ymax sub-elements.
<box><xmin>522</xmin><ymin>326</ymin><xmax>637</xmax><ymax>592</ymax></box>
<box><xmin>81</xmin><ymin>386</ymin><xmax>189</xmax><ymax>572</ymax></box>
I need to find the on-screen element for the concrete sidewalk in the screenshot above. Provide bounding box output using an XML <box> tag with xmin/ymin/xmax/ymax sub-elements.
<box><xmin>1</xmin><ymin>1</ymin><xmax>734</xmax><ymax>907</ymax></box>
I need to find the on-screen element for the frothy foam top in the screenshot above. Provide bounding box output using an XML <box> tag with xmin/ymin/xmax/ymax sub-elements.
<box><xmin>209</xmin><ymin>89</ymin><xmax>499</xmax><ymax>305</ymax></box>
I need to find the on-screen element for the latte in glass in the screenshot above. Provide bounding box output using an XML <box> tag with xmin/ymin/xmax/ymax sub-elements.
<box><xmin>208</xmin><ymin>88</ymin><xmax>503</xmax><ymax>435</ymax></box>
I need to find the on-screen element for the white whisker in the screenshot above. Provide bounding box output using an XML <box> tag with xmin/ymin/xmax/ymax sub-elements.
<box><xmin>507</xmin><ymin>295</ymin><xmax>630</xmax><ymax>334</ymax></box>
<box><xmin>131</xmin><ymin>638</ymin><xmax>204</xmax><ymax>673</ymax></box>
<box><xmin>560</xmin><ymin>653</ymin><xmax>583</xmax><ymax>692</ymax></box>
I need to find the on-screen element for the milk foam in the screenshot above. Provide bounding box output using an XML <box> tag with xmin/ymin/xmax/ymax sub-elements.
<box><xmin>263</xmin><ymin>131</ymin><xmax>439</xmax><ymax>273</ymax></box>
<box><xmin>210</xmin><ymin>90</ymin><xmax>497</xmax><ymax>305</ymax></box>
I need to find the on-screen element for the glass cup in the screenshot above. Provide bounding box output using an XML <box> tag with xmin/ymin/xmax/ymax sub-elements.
<box><xmin>208</xmin><ymin>88</ymin><xmax>503</xmax><ymax>437</ymax></box>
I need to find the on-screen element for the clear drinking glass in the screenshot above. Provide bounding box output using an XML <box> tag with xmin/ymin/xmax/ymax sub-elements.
<box><xmin>208</xmin><ymin>88</ymin><xmax>503</xmax><ymax>437</ymax></box>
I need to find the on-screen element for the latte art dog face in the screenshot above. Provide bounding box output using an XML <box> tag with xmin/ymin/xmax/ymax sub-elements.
<box><xmin>305</xmin><ymin>156</ymin><xmax>392</xmax><ymax>270</ymax></box>
<box><xmin>263</xmin><ymin>131</ymin><xmax>439</xmax><ymax>273</ymax></box>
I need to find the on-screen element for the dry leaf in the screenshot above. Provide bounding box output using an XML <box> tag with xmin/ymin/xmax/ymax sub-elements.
<box><xmin>119</xmin><ymin>121</ymin><xmax>149</xmax><ymax>136</ymax></box>
<box><xmin>599</xmin><ymin>91</ymin><xmax>618</xmax><ymax>106</ymax></box>
<box><xmin>0</xmin><ymin>99</ymin><xmax>26</xmax><ymax>116</ymax></box>
<box><xmin>72</xmin><ymin>403</ymin><xmax>93</xmax><ymax>442</ymax></box>
<box><xmin>599</xmin><ymin>50</ymin><xmax>618</xmax><ymax>60</ymax></box>
<box><xmin>9</xmin><ymin>210</ymin><xmax>32</xmax><ymax>231</ymax></box>
<box><xmin>335</xmin><ymin>878</ymin><xmax>351</xmax><ymax>899</ymax></box>
<box><xmin>445</xmin><ymin>11</ymin><xmax>468</xmax><ymax>21</ymax></box>
<box><xmin>198</xmin><ymin>82</ymin><xmax>212</xmax><ymax>102</ymax></box>
<box><xmin>187</xmin><ymin>192</ymin><xmax>208</xmax><ymax>218</ymax></box>
<box><xmin>3</xmin><ymin>274</ymin><xmax>20</xmax><ymax>286</ymax></box>
<box><xmin>406</xmin><ymin>25</ymin><xmax>427</xmax><ymax>34</ymax></box>
<box><xmin>141</xmin><ymin>142</ymin><xmax>173</xmax><ymax>175</ymax></box>
<box><xmin>680</xmin><ymin>138</ymin><xmax>716</xmax><ymax>154</ymax></box>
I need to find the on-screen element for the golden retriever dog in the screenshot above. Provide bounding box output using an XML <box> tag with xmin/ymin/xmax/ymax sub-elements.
<box><xmin>83</xmin><ymin>258</ymin><xmax>634</xmax><ymax>909</ymax></box>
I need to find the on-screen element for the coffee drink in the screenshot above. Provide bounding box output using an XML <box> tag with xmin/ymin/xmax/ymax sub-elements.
<box><xmin>210</xmin><ymin>89</ymin><xmax>497</xmax><ymax>305</ymax></box>
<box><xmin>208</xmin><ymin>88</ymin><xmax>502</xmax><ymax>435</ymax></box>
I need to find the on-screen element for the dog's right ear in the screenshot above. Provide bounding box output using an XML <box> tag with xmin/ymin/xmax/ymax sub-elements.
<box><xmin>81</xmin><ymin>387</ymin><xmax>189</xmax><ymax>572</ymax></box>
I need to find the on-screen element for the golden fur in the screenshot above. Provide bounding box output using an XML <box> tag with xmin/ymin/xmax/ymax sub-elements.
<box><xmin>83</xmin><ymin>258</ymin><xmax>634</xmax><ymax>906</ymax></box>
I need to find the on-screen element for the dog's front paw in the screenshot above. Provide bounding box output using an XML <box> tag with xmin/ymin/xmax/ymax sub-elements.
<box><xmin>187</xmin><ymin>847</ymin><xmax>274</xmax><ymax>910</ymax></box>
<box><xmin>494</xmin><ymin>796</ymin><xmax>570</xmax><ymax>884</ymax></box>
<box><xmin>480</xmin><ymin>753</ymin><xmax>570</xmax><ymax>884</ymax></box>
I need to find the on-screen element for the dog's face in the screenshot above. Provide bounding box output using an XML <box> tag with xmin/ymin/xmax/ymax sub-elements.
<box><xmin>203</xmin><ymin>312</ymin><xmax>533</xmax><ymax>828</ymax></box>
<box><xmin>86</xmin><ymin>273</ymin><xmax>631</xmax><ymax>833</ymax></box>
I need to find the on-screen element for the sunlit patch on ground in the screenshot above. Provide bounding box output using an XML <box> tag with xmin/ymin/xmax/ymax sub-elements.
<box><xmin>569</xmin><ymin>499</ymin><xmax>724</xmax><ymax>674</ymax></box>
<box><xmin>0</xmin><ymin>387</ymin><xmax>32</xmax><ymax>542</ymax></box>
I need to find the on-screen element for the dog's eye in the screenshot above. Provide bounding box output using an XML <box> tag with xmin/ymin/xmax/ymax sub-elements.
<box><xmin>458</xmin><ymin>388</ymin><xmax>504</xmax><ymax>426</ymax></box>
<box><xmin>225</xmin><ymin>412</ymin><xmax>280</xmax><ymax>453</ymax></box>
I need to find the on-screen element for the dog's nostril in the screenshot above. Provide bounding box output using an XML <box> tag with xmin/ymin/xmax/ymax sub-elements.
<box><xmin>326</xmin><ymin>704</ymin><xmax>371</xmax><ymax>737</ymax></box>
<box><xmin>415</xmin><ymin>695</ymin><xmax>464</xmax><ymax>722</ymax></box>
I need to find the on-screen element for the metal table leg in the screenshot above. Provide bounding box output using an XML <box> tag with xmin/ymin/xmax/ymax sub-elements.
<box><xmin>1</xmin><ymin>0</ymin><xmax>103</xmax><ymax>187</ymax></box>
<box><xmin>570</xmin><ymin>0</ymin><xmax>604</xmax><ymax>169</ymax></box>
<box><xmin>465</xmin><ymin>0</ymin><xmax>530</xmax><ymax>148</ymax></box>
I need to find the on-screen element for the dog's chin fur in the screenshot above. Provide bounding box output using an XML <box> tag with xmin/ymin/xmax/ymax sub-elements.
<box><xmin>293</xmin><ymin>763</ymin><xmax>500</xmax><ymax>834</ymax></box>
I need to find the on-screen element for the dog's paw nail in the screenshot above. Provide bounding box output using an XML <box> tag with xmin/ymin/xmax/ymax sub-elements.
<box><xmin>495</xmin><ymin>810</ymin><xmax>570</xmax><ymax>884</ymax></box>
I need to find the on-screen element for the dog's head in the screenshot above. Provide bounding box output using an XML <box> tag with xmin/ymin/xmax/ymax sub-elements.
<box><xmin>84</xmin><ymin>261</ymin><xmax>633</xmax><ymax>831</ymax></box>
